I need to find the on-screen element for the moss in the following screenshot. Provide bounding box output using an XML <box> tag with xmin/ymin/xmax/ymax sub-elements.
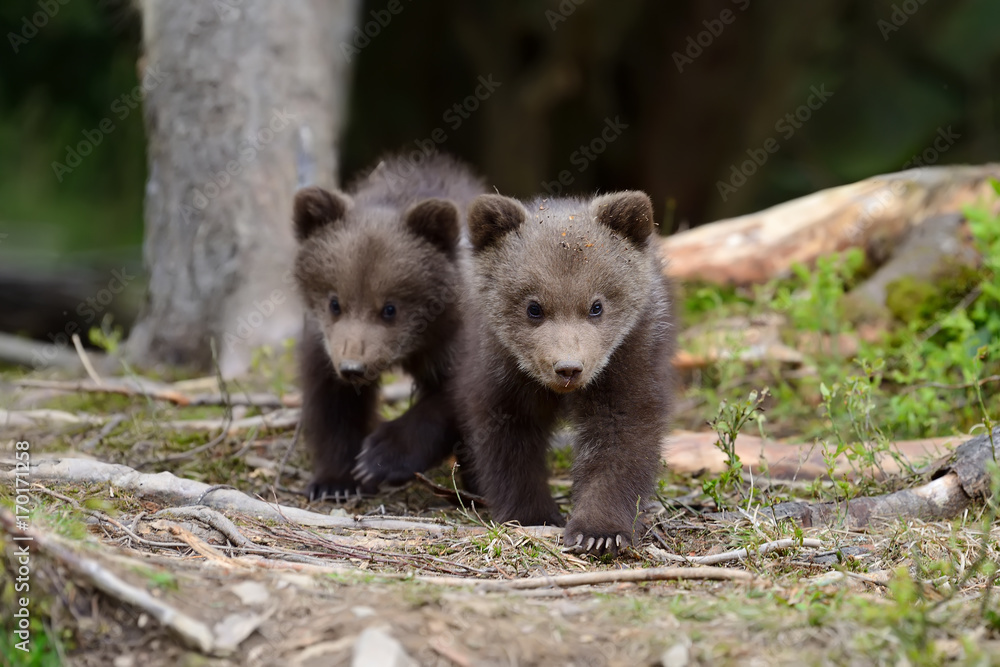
<box><xmin>885</xmin><ymin>277</ymin><xmax>940</xmax><ymax>324</ymax></box>
<box><xmin>885</xmin><ymin>262</ymin><xmax>981</xmax><ymax>326</ymax></box>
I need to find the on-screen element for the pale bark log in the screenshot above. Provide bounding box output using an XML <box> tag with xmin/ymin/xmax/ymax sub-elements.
<box><xmin>708</xmin><ymin>427</ymin><xmax>999</xmax><ymax>528</ymax></box>
<box><xmin>660</xmin><ymin>165</ymin><xmax>1000</xmax><ymax>285</ymax></box>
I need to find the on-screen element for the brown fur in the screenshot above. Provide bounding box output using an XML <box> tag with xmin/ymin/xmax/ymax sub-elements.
<box><xmin>293</xmin><ymin>154</ymin><xmax>484</xmax><ymax>500</ymax></box>
<box><xmin>455</xmin><ymin>191</ymin><xmax>675</xmax><ymax>556</ymax></box>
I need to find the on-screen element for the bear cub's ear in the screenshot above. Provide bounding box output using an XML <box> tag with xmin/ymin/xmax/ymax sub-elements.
<box><xmin>468</xmin><ymin>194</ymin><xmax>527</xmax><ymax>251</ymax></box>
<box><xmin>293</xmin><ymin>186</ymin><xmax>351</xmax><ymax>242</ymax></box>
<box><xmin>405</xmin><ymin>199</ymin><xmax>461</xmax><ymax>254</ymax></box>
<box><xmin>591</xmin><ymin>191</ymin><xmax>654</xmax><ymax>245</ymax></box>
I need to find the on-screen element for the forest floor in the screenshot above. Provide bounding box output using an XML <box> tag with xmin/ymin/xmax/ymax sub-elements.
<box><xmin>3</xmin><ymin>199</ymin><xmax>1000</xmax><ymax>666</ymax></box>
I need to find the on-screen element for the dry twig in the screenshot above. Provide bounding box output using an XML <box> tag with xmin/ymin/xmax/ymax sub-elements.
<box><xmin>650</xmin><ymin>538</ymin><xmax>824</xmax><ymax>565</ymax></box>
<box><xmin>70</xmin><ymin>333</ymin><xmax>104</xmax><ymax>386</ymax></box>
<box><xmin>478</xmin><ymin>566</ymin><xmax>754</xmax><ymax>590</ymax></box>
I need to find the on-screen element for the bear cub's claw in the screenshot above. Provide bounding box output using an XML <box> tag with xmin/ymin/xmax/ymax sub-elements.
<box><xmin>306</xmin><ymin>477</ymin><xmax>373</xmax><ymax>503</ymax></box>
<box><xmin>563</xmin><ymin>525</ymin><xmax>631</xmax><ymax>557</ymax></box>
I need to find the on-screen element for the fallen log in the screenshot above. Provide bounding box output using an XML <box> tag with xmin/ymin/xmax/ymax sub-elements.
<box><xmin>666</xmin><ymin>431</ymin><xmax>958</xmax><ymax>480</ymax></box>
<box><xmin>661</xmin><ymin>164</ymin><xmax>999</xmax><ymax>285</ymax></box>
<box><xmin>710</xmin><ymin>426</ymin><xmax>999</xmax><ymax>528</ymax></box>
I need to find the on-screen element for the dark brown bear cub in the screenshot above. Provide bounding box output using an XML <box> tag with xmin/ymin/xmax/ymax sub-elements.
<box><xmin>457</xmin><ymin>191</ymin><xmax>675</xmax><ymax>556</ymax></box>
<box><xmin>293</xmin><ymin>154</ymin><xmax>483</xmax><ymax>501</ymax></box>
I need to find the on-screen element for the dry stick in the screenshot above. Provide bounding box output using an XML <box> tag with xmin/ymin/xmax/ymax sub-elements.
<box><xmin>0</xmin><ymin>508</ymin><xmax>217</xmax><ymax>654</ymax></box>
<box><xmin>919</xmin><ymin>285</ymin><xmax>983</xmax><ymax>343</ymax></box>
<box><xmin>653</xmin><ymin>538</ymin><xmax>824</xmax><ymax>565</ymax></box>
<box><xmin>414</xmin><ymin>471</ymin><xmax>487</xmax><ymax>506</ymax></box>
<box><xmin>80</xmin><ymin>414</ymin><xmax>127</xmax><ymax>451</ymax></box>
<box><xmin>273</xmin><ymin>419</ymin><xmax>302</xmax><ymax>492</ymax></box>
<box><xmin>166</xmin><ymin>524</ymin><xmax>244</xmax><ymax>567</ymax></box>
<box><xmin>71</xmin><ymin>333</ymin><xmax>104</xmax><ymax>386</ymax></box>
<box><xmin>904</xmin><ymin>375</ymin><xmax>1000</xmax><ymax>394</ymax></box>
<box><xmin>429</xmin><ymin>637</ymin><xmax>473</xmax><ymax>667</ymax></box>
<box><xmin>154</xmin><ymin>506</ymin><xmax>257</xmax><ymax>549</ymax></box>
<box><xmin>15</xmin><ymin>377</ymin><xmax>295</xmax><ymax>408</ymax></box>
<box><xmin>478</xmin><ymin>566</ymin><xmax>754</xmax><ymax>591</ymax></box>
<box><xmin>1</xmin><ymin>406</ymin><xmax>299</xmax><ymax>434</ymax></box>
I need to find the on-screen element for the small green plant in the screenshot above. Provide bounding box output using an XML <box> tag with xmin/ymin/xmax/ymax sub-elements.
<box><xmin>702</xmin><ymin>388</ymin><xmax>768</xmax><ymax>510</ymax></box>
<box><xmin>87</xmin><ymin>313</ymin><xmax>124</xmax><ymax>354</ymax></box>
<box><xmin>775</xmin><ymin>248</ymin><xmax>865</xmax><ymax>337</ymax></box>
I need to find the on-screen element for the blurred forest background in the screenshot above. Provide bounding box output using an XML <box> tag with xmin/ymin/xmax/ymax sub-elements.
<box><xmin>0</xmin><ymin>0</ymin><xmax>997</xmax><ymax>336</ymax></box>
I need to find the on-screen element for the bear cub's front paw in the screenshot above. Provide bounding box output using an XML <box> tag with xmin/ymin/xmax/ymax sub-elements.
<box><xmin>564</xmin><ymin>519</ymin><xmax>634</xmax><ymax>557</ymax></box>
<box><xmin>352</xmin><ymin>420</ymin><xmax>420</xmax><ymax>489</ymax></box>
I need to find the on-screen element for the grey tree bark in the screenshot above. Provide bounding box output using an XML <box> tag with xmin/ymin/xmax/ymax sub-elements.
<box><xmin>127</xmin><ymin>0</ymin><xmax>359</xmax><ymax>377</ymax></box>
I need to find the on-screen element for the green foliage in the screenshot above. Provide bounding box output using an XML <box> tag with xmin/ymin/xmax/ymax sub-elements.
<box><xmin>702</xmin><ymin>389</ymin><xmax>768</xmax><ymax>510</ymax></box>
<box><xmin>775</xmin><ymin>249</ymin><xmax>866</xmax><ymax>335</ymax></box>
<box><xmin>0</xmin><ymin>616</ymin><xmax>64</xmax><ymax>667</ymax></box>
<box><xmin>88</xmin><ymin>315</ymin><xmax>124</xmax><ymax>355</ymax></box>
<box><xmin>690</xmin><ymin>184</ymin><xmax>999</xmax><ymax>508</ymax></box>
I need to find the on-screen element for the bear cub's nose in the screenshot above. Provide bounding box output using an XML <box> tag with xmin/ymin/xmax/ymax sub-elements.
<box><xmin>339</xmin><ymin>360</ymin><xmax>367</xmax><ymax>380</ymax></box>
<box><xmin>554</xmin><ymin>360</ymin><xmax>583</xmax><ymax>380</ymax></box>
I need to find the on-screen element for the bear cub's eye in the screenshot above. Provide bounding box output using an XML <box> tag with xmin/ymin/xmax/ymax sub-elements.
<box><xmin>381</xmin><ymin>304</ymin><xmax>397</xmax><ymax>321</ymax></box>
<box><xmin>589</xmin><ymin>300</ymin><xmax>603</xmax><ymax>317</ymax></box>
<box><xmin>526</xmin><ymin>302</ymin><xmax>543</xmax><ymax>320</ymax></box>
<box><xmin>329</xmin><ymin>297</ymin><xmax>341</xmax><ymax>316</ymax></box>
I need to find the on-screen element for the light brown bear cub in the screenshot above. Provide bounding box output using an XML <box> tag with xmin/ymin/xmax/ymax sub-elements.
<box><xmin>456</xmin><ymin>191</ymin><xmax>675</xmax><ymax>556</ymax></box>
<box><xmin>293</xmin><ymin>154</ymin><xmax>483</xmax><ymax>501</ymax></box>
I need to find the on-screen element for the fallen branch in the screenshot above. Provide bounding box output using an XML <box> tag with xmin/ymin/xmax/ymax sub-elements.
<box><xmin>713</xmin><ymin>472</ymin><xmax>973</xmax><ymax>528</ymax></box>
<box><xmin>479</xmin><ymin>566</ymin><xmax>753</xmax><ymax>590</ymax></box>
<box><xmin>3</xmin><ymin>458</ymin><xmax>453</xmax><ymax>533</ymax></box>
<box><xmin>14</xmin><ymin>378</ymin><xmax>196</xmax><ymax>406</ymax></box>
<box><xmin>13</xmin><ymin>377</ymin><xmax>298</xmax><ymax>409</ymax></box>
<box><xmin>709</xmin><ymin>427</ymin><xmax>999</xmax><ymax>528</ymax></box>
<box><xmin>652</xmin><ymin>538</ymin><xmax>824</xmax><ymax>565</ymax></box>
<box><xmin>0</xmin><ymin>331</ymin><xmax>94</xmax><ymax>371</ymax></box>
<box><xmin>0</xmin><ymin>508</ymin><xmax>217</xmax><ymax>654</ymax></box>
<box><xmin>1</xmin><ymin>408</ymin><xmax>107</xmax><ymax>428</ymax></box>
<box><xmin>154</xmin><ymin>506</ymin><xmax>257</xmax><ymax>549</ymax></box>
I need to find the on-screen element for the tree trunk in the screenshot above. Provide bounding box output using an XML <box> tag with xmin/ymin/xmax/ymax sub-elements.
<box><xmin>126</xmin><ymin>0</ymin><xmax>358</xmax><ymax>377</ymax></box>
